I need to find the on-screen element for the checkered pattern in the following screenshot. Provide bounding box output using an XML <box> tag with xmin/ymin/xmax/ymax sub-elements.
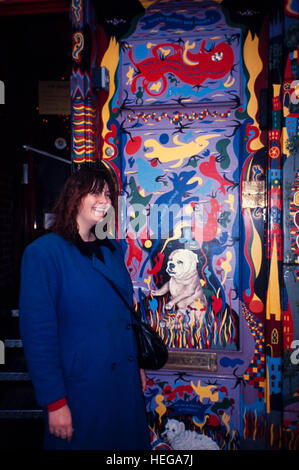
<box><xmin>242</xmin><ymin>303</ymin><xmax>265</xmax><ymax>399</ymax></box>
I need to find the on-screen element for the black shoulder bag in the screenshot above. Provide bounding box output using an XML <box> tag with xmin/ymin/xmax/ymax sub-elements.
<box><xmin>106</xmin><ymin>278</ymin><xmax>168</xmax><ymax>370</ymax></box>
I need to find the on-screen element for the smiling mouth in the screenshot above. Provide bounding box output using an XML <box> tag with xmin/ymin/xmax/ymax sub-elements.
<box><xmin>93</xmin><ymin>206</ymin><xmax>108</xmax><ymax>215</ymax></box>
<box><xmin>167</xmin><ymin>267</ymin><xmax>176</xmax><ymax>275</ymax></box>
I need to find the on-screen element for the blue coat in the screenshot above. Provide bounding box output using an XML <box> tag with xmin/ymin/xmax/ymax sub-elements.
<box><xmin>19</xmin><ymin>233</ymin><xmax>150</xmax><ymax>450</ymax></box>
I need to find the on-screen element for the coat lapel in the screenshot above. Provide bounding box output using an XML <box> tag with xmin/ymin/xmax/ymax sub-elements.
<box><xmin>91</xmin><ymin>245</ymin><xmax>132</xmax><ymax>293</ymax></box>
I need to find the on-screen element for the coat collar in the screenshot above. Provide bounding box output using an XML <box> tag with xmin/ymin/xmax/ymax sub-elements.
<box><xmin>91</xmin><ymin>245</ymin><xmax>132</xmax><ymax>293</ymax></box>
<box><xmin>73</xmin><ymin>233</ymin><xmax>132</xmax><ymax>294</ymax></box>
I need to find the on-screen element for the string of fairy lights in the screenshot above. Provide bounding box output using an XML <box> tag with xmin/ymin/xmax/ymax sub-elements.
<box><xmin>126</xmin><ymin>108</ymin><xmax>231</xmax><ymax>125</ymax></box>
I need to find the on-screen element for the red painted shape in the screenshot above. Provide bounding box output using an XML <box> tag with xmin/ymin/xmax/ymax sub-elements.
<box><xmin>147</xmin><ymin>253</ymin><xmax>165</xmax><ymax>283</ymax></box>
<box><xmin>125</xmin><ymin>135</ymin><xmax>142</xmax><ymax>155</ymax></box>
<box><xmin>129</xmin><ymin>40</ymin><xmax>234</xmax><ymax>96</ymax></box>
<box><xmin>199</xmin><ymin>155</ymin><xmax>234</xmax><ymax>195</ymax></box>
<box><xmin>202</xmin><ymin>198</ymin><xmax>222</xmax><ymax>242</ymax></box>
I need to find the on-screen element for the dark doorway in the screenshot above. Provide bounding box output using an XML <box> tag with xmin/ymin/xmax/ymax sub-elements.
<box><xmin>0</xmin><ymin>11</ymin><xmax>71</xmax><ymax>309</ymax></box>
<box><xmin>0</xmin><ymin>10</ymin><xmax>71</xmax><ymax>449</ymax></box>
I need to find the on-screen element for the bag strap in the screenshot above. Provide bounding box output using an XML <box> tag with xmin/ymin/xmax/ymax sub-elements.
<box><xmin>105</xmin><ymin>276</ymin><xmax>139</xmax><ymax>322</ymax></box>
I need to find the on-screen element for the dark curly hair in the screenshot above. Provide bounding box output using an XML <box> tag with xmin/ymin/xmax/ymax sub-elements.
<box><xmin>50</xmin><ymin>166</ymin><xmax>118</xmax><ymax>242</ymax></box>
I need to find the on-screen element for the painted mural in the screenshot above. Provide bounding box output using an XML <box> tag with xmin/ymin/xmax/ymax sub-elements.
<box><xmin>116</xmin><ymin>3</ymin><xmax>242</xmax><ymax>357</ymax></box>
<box><xmin>118</xmin><ymin>118</ymin><xmax>241</xmax><ymax>352</ymax></box>
<box><xmin>120</xmin><ymin>37</ymin><xmax>239</xmax><ymax>105</ymax></box>
<box><xmin>145</xmin><ymin>371</ymin><xmax>239</xmax><ymax>450</ymax></box>
<box><xmin>71</xmin><ymin>0</ymin><xmax>299</xmax><ymax>451</ymax></box>
<box><xmin>116</xmin><ymin>1</ymin><xmax>244</xmax><ymax>450</ymax></box>
<box><xmin>281</xmin><ymin>43</ymin><xmax>299</xmax><ymax>449</ymax></box>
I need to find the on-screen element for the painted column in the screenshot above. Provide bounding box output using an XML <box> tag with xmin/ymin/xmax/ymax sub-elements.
<box><xmin>281</xmin><ymin>0</ymin><xmax>299</xmax><ymax>449</ymax></box>
<box><xmin>71</xmin><ymin>0</ymin><xmax>97</xmax><ymax>169</ymax></box>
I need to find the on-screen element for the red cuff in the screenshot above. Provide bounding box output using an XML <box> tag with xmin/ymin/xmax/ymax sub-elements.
<box><xmin>47</xmin><ymin>397</ymin><xmax>67</xmax><ymax>412</ymax></box>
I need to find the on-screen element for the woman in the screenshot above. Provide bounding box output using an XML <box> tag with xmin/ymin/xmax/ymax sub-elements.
<box><xmin>19</xmin><ymin>166</ymin><xmax>151</xmax><ymax>450</ymax></box>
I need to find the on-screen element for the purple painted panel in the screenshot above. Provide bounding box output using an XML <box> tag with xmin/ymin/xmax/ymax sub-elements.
<box><xmin>121</xmin><ymin>115</ymin><xmax>240</xmax><ymax>352</ymax></box>
<box><xmin>120</xmin><ymin>34</ymin><xmax>241</xmax><ymax>108</ymax></box>
<box><xmin>145</xmin><ymin>371</ymin><xmax>240</xmax><ymax>450</ymax></box>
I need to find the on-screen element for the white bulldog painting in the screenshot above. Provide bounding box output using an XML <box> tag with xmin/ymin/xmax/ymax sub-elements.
<box><xmin>162</xmin><ymin>419</ymin><xmax>219</xmax><ymax>450</ymax></box>
<box><xmin>151</xmin><ymin>249</ymin><xmax>207</xmax><ymax>326</ymax></box>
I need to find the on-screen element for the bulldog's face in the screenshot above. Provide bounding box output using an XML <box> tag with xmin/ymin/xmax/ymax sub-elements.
<box><xmin>166</xmin><ymin>249</ymin><xmax>198</xmax><ymax>279</ymax></box>
<box><xmin>162</xmin><ymin>419</ymin><xmax>184</xmax><ymax>442</ymax></box>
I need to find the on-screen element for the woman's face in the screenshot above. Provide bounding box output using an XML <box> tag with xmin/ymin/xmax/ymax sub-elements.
<box><xmin>76</xmin><ymin>182</ymin><xmax>112</xmax><ymax>232</ymax></box>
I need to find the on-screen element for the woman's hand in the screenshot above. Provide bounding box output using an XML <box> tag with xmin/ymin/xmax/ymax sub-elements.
<box><xmin>140</xmin><ymin>368</ymin><xmax>147</xmax><ymax>393</ymax></box>
<box><xmin>48</xmin><ymin>404</ymin><xmax>74</xmax><ymax>442</ymax></box>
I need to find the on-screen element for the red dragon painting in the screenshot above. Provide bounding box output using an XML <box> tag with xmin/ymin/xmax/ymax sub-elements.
<box><xmin>128</xmin><ymin>40</ymin><xmax>234</xmax><ymax>97</ymax></box>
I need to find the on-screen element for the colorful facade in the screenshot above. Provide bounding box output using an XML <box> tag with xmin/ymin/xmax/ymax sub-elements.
<box><xmin>70</xmin><ymin>0</ymin><xmax>299</xmax><ymax>450</ymax></box>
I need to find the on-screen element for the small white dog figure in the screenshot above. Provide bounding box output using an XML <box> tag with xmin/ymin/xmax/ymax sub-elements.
<box><xmin>151</xmin><ymin>249</ymin><xmax>207</xmax><ymax>325</ymax></box>
<box><xmin>162</xmin><ymin>419</ymin><xmax>219</xmax><ymax>450</ymax></box>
